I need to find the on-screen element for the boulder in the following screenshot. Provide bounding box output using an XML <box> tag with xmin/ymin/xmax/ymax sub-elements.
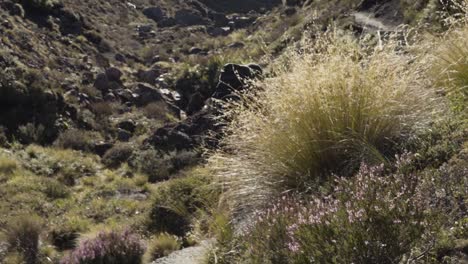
<box><xmin>137</xmin><ymin>24</ymin><xmax>153</xmax><ymax>33</ymax></box>
<box><xmin>231</xmin><ymin>16</ymin><xmax>256</xmax><ymax>29</ymax></box>
<box><xmin>117</xmin><ymin>128</ymin><xmax>132</xmax><ymax>142</ymax></box>
<box><xmin>149</xmin><ymin>127</ymin><xmax>193</xmax><ymax>151</ymax></box>
<box><xmin>208</xmin><ymin>11</ymin><xmax>229</xmax><ymax>27</ymax></box>
<box><xmin>117</xmin><ymin>120</ymin><xmax>136</xmax><ymax>133</ymax></box>
<box><xmin>133</xmin><ymin>83</ymin><xmax>165</xmax><ymax>106</ymax></box>
<box><xmin>174</xmin><ymin>9</ymin><xmax>209</xmax><ymax>26</ymax></box>
<box><xmin>137</xmin><ymin>69</ymin><xmax>161</xmax><ymax>85</ymax></box>
<box><xmin>81</xmin><ymin>72</ymin><xmax>94</xmax><ymax>85</ymax></box>
<box><xmin>143</xmin><ymin>7</ymin><xmax>166</xmax><ymax>22</ymax></box>
<box><xmin>187</xmin><ymin>92</ymin><xmax>205</xmax><ymax>115</ymax></box>
<box><xmin>93</xmin><ymin>73</ymin><xmax>110</xmax><ymax>91</ymax></box>
<box><xmin>228</xmin><ymin>42</ymin><xmax>245</xmax><ymax>49</ymax></box>
<box><xmin>207</xmin><ymin>26</ymin><xmax>231</xmax><ymax>37</ymax></box>
<box><xmin>114</xmin><ymin>53</ymin><xmax>126</xmax><ymax>63</ymax></box>
<box><xmin>158</xmin><ymin>17</ymin><xmax>176</xmax><ymax>27</ymax></box>
<box><xmin>213</xmin><ymin>63</ymin><xmax>263</xmax><ymax>99</ymax></box>
<box><xmin>93</xmin><ymin>141</ymin><xmax>114</xmax><ymax>156</ymax></box>
<box><xmin>188</xmin><ymin>47</ymin><xmax>203</xmax><ymax>55</ymax></box>
<box><xmin>105</xmin><ymin>67</ymin><xmax>123</xmax><ymax>82</ymax></box>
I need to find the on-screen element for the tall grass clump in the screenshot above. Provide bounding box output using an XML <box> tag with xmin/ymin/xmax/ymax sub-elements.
<box><xmin>209</xmin><ymin>31</ymin><xmax>438</xmax><ymax>214</ymax></box>
<box><xmin>432</xmin><ymin>1</ymin><xmax>468</xmax><ymax>114</ymax></box>
<box><xmin>3</xmin><ymin>215</ymin><xmax>43</xmax><ymax>264</ymax></box>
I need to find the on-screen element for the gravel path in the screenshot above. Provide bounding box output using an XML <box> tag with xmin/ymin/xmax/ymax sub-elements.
<box><xmin>151</xmin><ymin>240</ymin><xmax>213</xmax><ymax>264</ymax></box>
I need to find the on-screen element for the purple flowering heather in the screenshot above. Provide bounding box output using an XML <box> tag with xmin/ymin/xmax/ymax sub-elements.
<box><xmin>247</xmin><ymin>154</ymin><xmax>438</xmax><ymax>263</ymax></box>
<box><xmin>60</xmin><ymin>229</ymin><xmax>146</xmax><ymax>264</ymax></box>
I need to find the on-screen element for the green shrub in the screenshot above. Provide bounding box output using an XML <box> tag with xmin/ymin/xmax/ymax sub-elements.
<box><xmin>54</xmin><ymin>129</ymin><xmax>102</xmax><ymax>152</ymax></box>
<box><xmin>209</xmin><ymin>31</ymin><xmax>438</xmax><ymax>214</ymax></box>
<box><xmin>4</xmin><ymin>215</ymin><xmax>43</xmax><ymax>264</ymax></box>
<box><xmin>146</xmin><ymin>233</ymin><xmax>181</xmax><ymax>261</ymax></box>
<box><xmin>0</xmin><ymin>156</ymin><xmax>18</xmax><ymax>178</ymax></box>
<box><xmin>42</xmin><ymin>178</ymin><xmax>69</xmax><ymax>199</ymax></box>
<box><xmin>147</xmin><ymin>170</ymin><xmax>219</xmax><ymax>236</ymax></box>
<box><xmin>49</xmin><ymin>217</ymin><xmax>89</xmax><ymax>251</ymax></box>
<box><xmin>21</xmin><ymin>145</ymin><xmax>98</xmax><ymax>185</ymax></box>
<box><xmin>102</xmin><ymin>143</ymin><xmax>134</xmax><ymax>168</ymax></box>
<box><xmin>130</xmin><ymin>149</ymin><xmax>200</xmax><ymax>183</ymax></box>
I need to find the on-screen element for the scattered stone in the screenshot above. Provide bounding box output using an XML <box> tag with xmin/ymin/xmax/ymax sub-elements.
<box><xmin>117</xmin><ymin>128</ymin><xmax>132</xmax><ymax>142</ymax></box>
<box><xmin>228</xmin><ymin>42</ymin><xmax>245</xmax><ymax>49</ymax></box>
<box><xmin>115</xmin><ymin>53</ymin><xmax>126</xmax><ymax>63</ymax></box>
<box><xmin>116</xmin><ymin>89</ymin><xmax>138</xmax><ymax>102</ymax></box>
<box><xmin>208</xmin><ymin>11</ymin><xmax>229</xmax><ymax>27</ymax></box>
<box><xmin>188</xmin><ymin>47</ymin><xmax>203</xmax><ymax>55</ymax></box>
<box><xmin>94</xmin><ymin>73</ymin><xmax>110</xmax><ymax>91</ymax></box>
<box><xmin>137</xmin><ymin>24</ymin><xmax>153</xmax><ymax>33</ymax></box>
<box><xmin>158</xmin><ymin>17</ymin><xmax>176</xmax><ymax>27</ymax></box>
<box><xmin>133</xmin><ymin>83</ymin><xmax>165</xmax><ymax>106</ymax></box>
<box><xmin>231</xmin><ymin>16</ymin><xmax>256</xmax><ymax>28</ymax></box>
<box><xmin>143</xmin><ymin>7</ymin><xmax>166</xmax><ymax>22</ymax></box>
<box><xmin>148</xmin><ymin>127</ymin><xmax>193</xmax><ymax>151</ymax></box>
<box><xmin>213</xmin><ymin>63</ymin><xmax>263</xmax><ymax>99</ymax></box>
<box><xmin>105</xmin><ymin>67</ymin><xmax>123</xmax><ymax>82</ymax></box>
<box><xmin>104</xmin><ymin>92</ymin><xmax>117</xmax><ymax>101</ymax></box>
<box><xmin>93</xmin><ymin>141</ymin><xmax>114</xmax><ymax>156</ymax></box>
<box><xmin>187</xmin><ymin>92</ymin><xmax>205</xmax><ymax>115</ymax></box>
<box><xmin>207</xmin><ymin>26</ymin><xmax>231</xmax><ymax>37</ymax></box>
<box><xmin>137</xmin><ymin>69</ymin><xmax>161</xmax><ymax>85</ymax></box>
<box><xmin>151</xmin><ymin>55</ymin><xmax>161</xmax><ymax>64</ymax></box>
<box><xmin>81</xmin><ymin>72</ymin><xmax>94</xmax><ymax>85</ymax></box>
<box><xmin>174</xmin><ymin>9</ymin><xmax>209</xmax><ymax>26</ymax></box>
<box><xmin>118</xmin><ymin>120</ymin><xmax>136</xmax><ymax>133</ymax></box>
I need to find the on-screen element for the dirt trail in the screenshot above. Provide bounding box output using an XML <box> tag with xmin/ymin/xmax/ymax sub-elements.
<box><xmin>151</xmin><ymin>240</ymin><xmax>213</xmax><ymax>264</ymax></box>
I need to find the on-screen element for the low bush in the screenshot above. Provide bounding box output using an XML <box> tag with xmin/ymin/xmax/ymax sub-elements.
<box><xmin>54</xmin><ymin>129</ymin><xmax>102</xmax><ymax>152</ymax></box>
<box><xmin>20</xmin><ymin>145</ymin><xmax>98</xmax><ymax>185</ymax></box>
<box><xmin>147</xmin><ymin>169</ymin><xmax>220</xmax><ymax>236</ymax></box>
<box><xmin>60</xmin><ymin>229</ymin><xmax>145</xmax><ymax>264</ymax></box>
<box><xmin>0</xmin><ymin>156</ymin><xmax>18</xmax><ymax>178</ymax></box>
<box><xmin>146</xmin><ymin>233</ymin><xmax>181</xmax><ymax>261</ymax></box>
<box><xmin>102</xmin><ymin>143</ymin><xmax>134</xmax><ymax>168</ymax></box>
<box><xmin>4</xmin><ymin>215</ymin><xmax>43</xmax><ymax>264</ymax></box>
<box><xmin>130</xmin><ymin>149</ymin><xmax>200</xmax><ymax>183</ymax></box>
<box><xmin>49</xmin><ymin>217</ymin><xmax>90</xmax><ymax>251</ymax></box>
<box><xmin>42</xmin><ymin>178</ymin><xmax>70</xmax><ymax>199</ymax></box>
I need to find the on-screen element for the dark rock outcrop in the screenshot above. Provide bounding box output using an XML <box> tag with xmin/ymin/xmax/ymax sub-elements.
<box><xmin>213</xmin><ymin>63</ymin><xmax>263</xmax><ymax>99</ymax></box>
<box><xmin>146</xmin><ymin>63</ymin><xmax>263</xmax><ymax>151</ymax></box>
<box><xmin>143</xmin><ymin>6</ymin><xmax>166</xmax><ymax>22</ymax></box>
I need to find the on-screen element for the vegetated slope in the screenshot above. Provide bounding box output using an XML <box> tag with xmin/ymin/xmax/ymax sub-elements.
<box><xmin>0</xmin><ymin>0</ymin><xmax>466</xmax><ymax>263</ymax></box>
